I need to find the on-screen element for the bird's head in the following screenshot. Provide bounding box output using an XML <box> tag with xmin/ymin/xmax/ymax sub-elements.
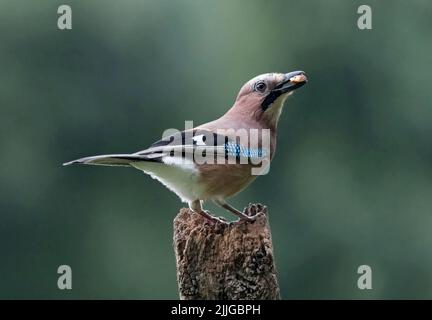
<box><xmin>230</xmin><ymin>71</ymin><xmax>307</xmax><ymax>128</ymax></box>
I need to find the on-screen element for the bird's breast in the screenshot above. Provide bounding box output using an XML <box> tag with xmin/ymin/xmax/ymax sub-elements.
<box><xmin>196</xmin><ymin>163</ymin><xmax>258</xmax><ymax>200</ymax></box>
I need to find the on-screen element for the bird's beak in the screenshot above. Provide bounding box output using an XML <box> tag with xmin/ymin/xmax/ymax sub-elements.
<box><xmin>273</xmin><ymin>71</ymin><xmax>308</xmax><ymax>94</ymax></box>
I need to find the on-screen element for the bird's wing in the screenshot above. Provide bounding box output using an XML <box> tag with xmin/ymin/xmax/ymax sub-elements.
<box><xmin>134</xmin><ymin>128</ymin><xmax>268</xmax><ymax>161</ymax></box>
<box><xmin>134</xmin><ymin>129</ymin><xmax>228</xmax><ymax>157</ymax></box>
<box><xmin>63</xmin><ymin>129</ymin><xmax>268</xmax><ymax>167</ymax></box>
<box><xmin>63</xmin><ymin>129</ymin><xmax>227</xmax><ymax>167</ymax></box>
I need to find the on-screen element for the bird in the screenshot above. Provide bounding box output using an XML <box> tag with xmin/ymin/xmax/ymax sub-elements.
<box><xmin>64</xmin><ymin>71</ymin><xmax>308</xmax><ymax>224</ymax></box>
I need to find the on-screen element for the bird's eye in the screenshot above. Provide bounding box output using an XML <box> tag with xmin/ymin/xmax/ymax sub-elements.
<box><xmin>254</xmin><ymin>81</ymin><xmax>267</xmax><ymax>93</ymax></box>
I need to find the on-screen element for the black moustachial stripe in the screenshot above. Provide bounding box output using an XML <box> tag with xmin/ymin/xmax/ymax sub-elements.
<box><xmin>261</xmin><ymin>80</ymin><xmax>305</xmax><ymax>111</ymax></box>
<box><xmin>261</xmin><ymin>91</ymin><xmax>282</xmax><ymax>111</ymax></box>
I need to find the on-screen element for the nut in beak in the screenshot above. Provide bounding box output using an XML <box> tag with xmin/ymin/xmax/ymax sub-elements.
<box><xmin>289</xmin><ymin>74</ymin><xmax>307</xmax><ymax>83</ymax></box>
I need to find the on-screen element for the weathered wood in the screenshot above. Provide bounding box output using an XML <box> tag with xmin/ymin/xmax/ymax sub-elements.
<box><xmin>173</xmin><ymin>203</ymin><xmax>280</xmax><ymax>300</ymax></box>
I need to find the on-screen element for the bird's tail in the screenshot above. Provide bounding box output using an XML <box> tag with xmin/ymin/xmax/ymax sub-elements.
<box><xmin>62</xmin><ymin>154</ymin><xmax>160</xmax><ymax>167</ymax></box>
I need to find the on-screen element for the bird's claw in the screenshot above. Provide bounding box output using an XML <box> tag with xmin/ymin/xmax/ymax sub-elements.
<box><xmin>199</xmin><ymin>210</ymin><xmax>229</xmax><ymax>225</ymax></box>
<box><xmin>240</xmin><ymin>203</ymin><xmax>266</xmax><ymax>222</ymax></box>
<box><xmin>239</xmin><ymin>214</ymin><xmax>257</xmax><ymax>222</ymax></box>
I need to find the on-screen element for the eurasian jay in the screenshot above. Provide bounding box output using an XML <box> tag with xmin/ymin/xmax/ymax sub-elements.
<box><xmin>64</xmin><ymin>71</ymin><xmax>308</xmax><ymax>224</ymax></box>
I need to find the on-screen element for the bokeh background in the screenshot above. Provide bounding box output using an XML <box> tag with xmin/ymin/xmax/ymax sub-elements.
<box><xmin>1</xmin><ymin>0</ymin><xmax>431</xmax><ymax>299</ymax></box>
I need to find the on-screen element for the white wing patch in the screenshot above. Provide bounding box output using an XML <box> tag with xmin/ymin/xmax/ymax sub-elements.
<box><xmin>192</xmin><ymin>134</ymin><xmax>207</xmax><ymax>146</ymax></box>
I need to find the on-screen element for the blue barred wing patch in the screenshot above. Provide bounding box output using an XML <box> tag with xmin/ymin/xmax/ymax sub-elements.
<box><xmin>224</xmin><ymin>142</ymin><xmax>267</xmax><ymax>159</ymax></box>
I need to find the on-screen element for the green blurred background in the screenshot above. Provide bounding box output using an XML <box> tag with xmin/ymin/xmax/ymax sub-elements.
<box><xmin>1</xmin><ymin>0</ymin><xmax>431</xmax><ymax>299</ymax></box>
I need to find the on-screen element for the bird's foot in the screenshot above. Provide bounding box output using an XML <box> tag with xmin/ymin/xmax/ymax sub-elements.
<box><xmin>238</xmin><ymin>214</ymin><xmax>257</xmax><ymax>222</ymax></box>
<box><xmin>197</xmin><ymin>210</ymin><xmax>229</xmax><ymax>225</ymax></box>
<box><xmin>242</xmin><ymin>203</ymin><xmax>267</xmax><ymax>221</ymax></box>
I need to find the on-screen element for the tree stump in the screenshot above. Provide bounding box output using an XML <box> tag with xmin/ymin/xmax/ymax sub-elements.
<box><xmin>173</xmin><ymin>203</ymin><xmax>280</xmax><ymax>300</ymax></box>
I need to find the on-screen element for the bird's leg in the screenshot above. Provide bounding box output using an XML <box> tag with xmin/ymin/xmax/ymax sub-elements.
<box><xmin>213</xmin><ymin>199</ymin><xmax>256</xmax><ymax>222</ymax></box>
<box><xmin>189</xmin><ymin>200</ymin><xmax>227</xmax><ymax>224</ymax></box>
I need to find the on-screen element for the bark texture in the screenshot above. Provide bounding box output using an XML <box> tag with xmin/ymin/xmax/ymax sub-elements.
<box><xmin>173</xmin><ymin>203</ymin><xmax>280</xmax><ymax>300</ymax></box>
